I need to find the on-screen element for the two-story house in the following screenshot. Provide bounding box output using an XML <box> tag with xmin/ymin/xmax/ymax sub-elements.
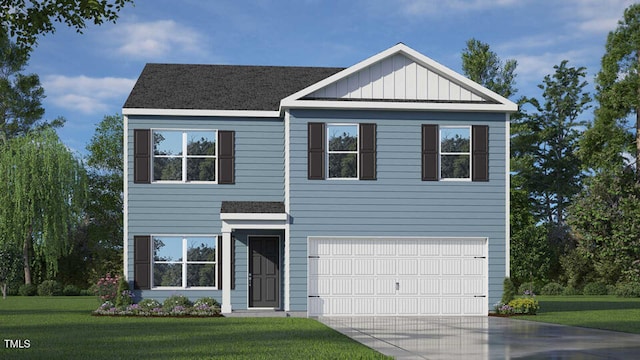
<box><xmin>122</xmin><ymin>43</ymin><xmax>517</xmax><ymax>316</ymax></box>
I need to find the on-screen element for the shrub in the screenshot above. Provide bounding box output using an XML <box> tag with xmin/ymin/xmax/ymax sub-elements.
<box><xmin>62</xmin><ymin>284</ymin><xmax>81</xmax><ymax>296</ymax></box>
<box><xmin>80</xmin><ymin>289</ymin><xmax>92</xmax><ymax>296</ymax></box>
<box><xmin>562</xmin><ymin>286</ymin><xmax>582</xmax><ymax>296</ymax></box>
<box><xmin>541</xmin><ymin>282</ymin><xmax>564</xmax><ymax>295</ymax></box>
<box><xmin>138</xmin><ymin>298</ymin><xmax>162</xmax><ymax>311</ymax></box>
<box><xmin>115</xmin><ymin>277</ymin><xmax>133</xmax><ymax>308</ymax></box>
<box><xmin>518</xmin><ymin>282</ymin><xmax>539</xmax><ymax>296</ymax></box>
<box><xmin>614</xmin><ymin>282</ymin><xmax>640</xmax><ymax>298</ymax></box>
<box><xmin>162</xmin><ymin>294</ymin><xmax>192</xmax><ymax>312</ymax></box>
<box><xmin>94</xmin><ymin>273</ymin><xmax>119</xmax><ymax>303</ymax></box>
<box><xmin>583</xmin><ymin>282</ymin><xmax>608</xmax><ymax>295</ymax></box>
<box><xmin>193</xmin><ymin>297</ymin><xmax>220</xmax><ymax>308</ymax></box>
<box><xmin>502</xmin><ymin>277</ymin><xmax>516</xmax><ymax>304</ymax></box>
<box><xmin>18</xmin><ymin>284</ymin><xmax>37</xmax><ymax>296</ymax></box>
<box><xmin>507</xmin><ymin>297</ymin><xmax>539</xmax><ymax>315</ymax></box>
<box><xmin>37</xmin><ymin>280</ymin><xmax>62</xmax><ymax>296</ymax></box>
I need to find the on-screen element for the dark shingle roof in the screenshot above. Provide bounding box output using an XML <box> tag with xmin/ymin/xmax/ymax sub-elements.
<box><xmin>220</xmin><ymin>201</ymin><xmax>285</xmax><ymax>213</ymax></box>
<box><xmin>123</xmin><ymin>64</ymin><xmax>344</xmax><ymax>111</ymax></box>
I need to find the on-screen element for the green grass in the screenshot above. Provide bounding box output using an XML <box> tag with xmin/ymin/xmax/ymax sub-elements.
<box><xmin>0</xmin><ymin>297</ymin><xmax>390</xmax><ymax>359</ymax></box>
<box><xmin>513</xmin><ymin>295</ymin><xmax>640</xmax><ymax>333</ymax></box>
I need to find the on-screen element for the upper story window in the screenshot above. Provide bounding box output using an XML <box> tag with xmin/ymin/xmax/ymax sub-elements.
<box><xmin>152</xmin><ymin>235</ymin><xmax>217</xmax><ymax>288</ymax></box>
<box><xmin>327</xmin><ymin>124</ymin><xmax>359</xmax><ymax>179</ymax></box>
<box><xmin>153</xmin><ymin>130</ymin><xmax>217</xmax><ymax>182</ymax></box>
<box><xmin>440</xmin><ymin>126</ymin><xmax>471</xmax><ymax>180</ymax></box>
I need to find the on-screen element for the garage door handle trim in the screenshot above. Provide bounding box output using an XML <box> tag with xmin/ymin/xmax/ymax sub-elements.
<box><xmin>474</xmin><ymin>295</ymin><xmax>486</xmax><ymax>298</ymax></box>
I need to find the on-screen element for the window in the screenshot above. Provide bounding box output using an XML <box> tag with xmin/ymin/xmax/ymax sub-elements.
<box><xmin>152</xmin><ymin>236</ymin><xmax>217</xmax><ymax>288</ymax></box>
<box><xmin>153</xmin><ymin>130</ymin><xmax>217</xmax><ymax>182</ymax></box>
<box><xmin>327</xmin><ymin>124</ymin><xmax>358</xmax><ymax>179</ymax></box>
<box><xmin>440</xmin><ymin>126</ymin><xmax>471</xmax><ymax>180</ymax></box>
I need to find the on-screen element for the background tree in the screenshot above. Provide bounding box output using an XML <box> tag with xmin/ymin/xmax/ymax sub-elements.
<box><xmin>0</xmin><ymin>129</ymin><xmax>87</xmax><ymax>284</ymax></box>
<box><xmin>0</xmin><ymin>30</ymin><xmax>62</xmax><ymax>143</ymax></box>
<box><xmin>513</xmin><ymin>61</ymin><xmax>590</xmax><ymax>281</ymax></box>
<box><xmin>1</xmin><ymin>0</ymin><xmax>134</xmax><ymax>54</ymax></box>
<box><xmin>461</xmin><ymin>38</ymin><xmax>518</xmax><ymax>98</ymax></box>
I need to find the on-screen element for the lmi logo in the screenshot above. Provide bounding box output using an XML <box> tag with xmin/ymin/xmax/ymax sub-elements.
<box><xmin>4</xmin><ymin>339</ymin><xmax>30</xmax><ymax>349</ymax></box>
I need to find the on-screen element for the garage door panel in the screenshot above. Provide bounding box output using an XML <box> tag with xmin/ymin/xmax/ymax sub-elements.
<box><xmin>308</xmin><ymin>237</ymin><xmax>488</xmax><ymax>316</ymax></box>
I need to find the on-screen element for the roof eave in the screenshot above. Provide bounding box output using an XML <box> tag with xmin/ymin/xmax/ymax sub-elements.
<box><xmin>122</xmin><ymin>108</ymin><xmax>281</xmax><ymax>118</ymax></box>
<box><xmin>280</xmin><ymin>99</ymin><xmax>518</xmax><ymax>113</ymax></box>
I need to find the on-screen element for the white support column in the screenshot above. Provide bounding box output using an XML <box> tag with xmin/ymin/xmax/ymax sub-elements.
<box><xmin>221</xmin><ymin>228</ymin><xmax>232</xmax><ymax>314</ymax></box>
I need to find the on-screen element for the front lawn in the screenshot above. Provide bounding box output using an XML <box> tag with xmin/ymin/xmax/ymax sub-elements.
<box><xmin>0</xmin><ymin>296</ymin><xmax>389</xmax><ymax>359</ymax></box>
<box><xmin>514</xmin><ymin>296</ymin><xmax>640</xmax><ymax>334</ymax></box>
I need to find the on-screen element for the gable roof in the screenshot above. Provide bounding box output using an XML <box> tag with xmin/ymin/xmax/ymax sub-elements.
<box><xmin>281</xmin><ymin>43</ymin><xmax>518</xmax><ymax>113</ymax></box>
<box><xmin>123</xmin><ymin>64</ymin><xmax>343</xmax><ymax>112</ymax></box>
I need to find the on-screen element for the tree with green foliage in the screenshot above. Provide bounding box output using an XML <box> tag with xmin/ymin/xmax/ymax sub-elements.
<box><xmin>581</xmin><ymin>3</ymin><xmax>640</xmax><ymax>177</ymax></box>
<box><xmin>0</xmin><ymin>30</ymin><xmax>63</xmax><ymax>143</ymax></box>
<box><xmin>1</xmin><ymin>0</ymin><xmax>134</xmax><ymax>54</ymax></box>
<box><xmin>513</xmin><ymin>61</ymin><xmax>590</xmax><ymax>280</ymax></box>
<box><xmin>0</xmin><ymin>129</ymin><xmax>87</xmax><ymax>285</ymax></box>
<box><xmin>461</xmin><ymin>38</ymin><xmax>518</xmax><ymax>98</ymax></box>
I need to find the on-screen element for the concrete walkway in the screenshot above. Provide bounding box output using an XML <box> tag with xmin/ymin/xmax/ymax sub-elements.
<box><xmin>320</xmin><ymin>316</ymin><xmax>640</xmax><ymax>359</ymax></box>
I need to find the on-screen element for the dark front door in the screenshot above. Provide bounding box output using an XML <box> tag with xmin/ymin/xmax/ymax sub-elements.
<box><xmin>249</xmin><ymin>236</ymin><xmax>280</xmax><ymax>308</ymax></box>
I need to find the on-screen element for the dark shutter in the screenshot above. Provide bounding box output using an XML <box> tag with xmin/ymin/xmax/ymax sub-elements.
<box><xmin>133</xmin><ymin>236</ymin><xmax>151</xmax><ymax>290</ymax></box>
<box><xmin>134</xmin><ymin>129</ymin><xmax>151</xmax><ymax>184</ymax></box>
<box><xmin>308</xmin><ymin>122</ymin><xmax>325</xmax><ymax>180</ymax></box>
<box><xmin>218</xmin><ymin>131</ymin><xmax>235</xmax><ymax>184</ymax></box>
<box><xmin>422</xmin><ymin>125</ymin><xmax>438</xmax><ymax>181</ymax></box>
<box><xmin>217</xmin><ymin>235</ymin><xmax>223</xmax><ymax>290</ymax></box>
<box><xmin>472</xmin><ymin>125</ymin><xmax>489</xmax><ymax>182</ymax></box>
<box><xmin>359</xmin><ymin>123</ymin><xmax>377</xmax><ymax>180</ymax></box>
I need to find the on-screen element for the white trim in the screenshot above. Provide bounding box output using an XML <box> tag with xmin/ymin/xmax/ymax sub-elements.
<box><xmin>123</xmin><ymin>114</ymin><xmax>129</xmax><ymax>283</ymax></box>
<box><xmin>220</xmin><ymin>213</ymin><xmax>288</xmax><ymax>221</ymax></box>
<box><xmin>247</xmin><ymin>235</ymin><xmax>283</xmax><ymax>310</ymax></box>
<box><xmin>280</xmin><ymin>43</ymin><xmax>518</xmax><ymax>113</ymax></box>
<box><xmin>505</xmin><ymin>113</ymin><xmax>511</xmax><ymax>278</ymax></box>
<box><xmin>221</xmin><ymin>229</ymin><xmax>232</xmax><ymax>314</ymax></box>
<box><xmin>439</xmin><ymin>125</ymin><xmax>471</xmax><ymax>180</ymax></box>
<box><xmin>123</xmin><ymin>108</ymin><xmax>280</xmax><ymax>118</ymax></box>
<box><xmin>284</xmin><ymin>110</ymin><xmax>291</xmax><ymax>311</ymax></box>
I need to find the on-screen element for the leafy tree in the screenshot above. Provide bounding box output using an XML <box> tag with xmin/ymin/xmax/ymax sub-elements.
<box><xmin>0</xmin><ymin>30</ymin><xmax>62</xmax><ymax>143</ymax></box>
<box><xmin>461</xmin><ymin>38</ymin><xmax>518</xmax><ymax>98</ymax></box>
<box><xmin>0</xmin><ymin>129</ymin><xmax>87</xmax><ymax>284</ymax></box>
<box><xmin>582</xmin><ymin>3</ymin><xmax>640</xmax><ymax>177</ymax></box>
<box><xmin>1</xmin><ymin>0</ymin><xmax>134</xmax><ymax>54</ymax></box>
<box><xmin>0</xmin><ymin>244</ymin><xmax>21</xmax><ymax>298</ymax></box>
<box><xmin>512</xmin><ymin>61</ymin><xmax>590</xmax><ymax>279</ymax></box>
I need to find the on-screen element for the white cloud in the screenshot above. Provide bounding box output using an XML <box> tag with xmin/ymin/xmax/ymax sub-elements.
<box><xmin>108</xmin><ymin>20</ymin><xmax>207</xmax><ymax>60</ymax></box>
<box><xmin>398</xmin><ymin>0</ymin><xmax>519</xmax><ymax>15</ymax></box>
<box><xmin>43</xmin><ymin>75</ymin><xmax>136</xmax><ymax>114</ymax></box>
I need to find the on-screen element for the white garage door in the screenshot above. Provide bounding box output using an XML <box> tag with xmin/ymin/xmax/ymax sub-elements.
<box><xmin>308</xmin><ymin>237</ymin><xmax>488</xmax><ymax>316</ymax></box>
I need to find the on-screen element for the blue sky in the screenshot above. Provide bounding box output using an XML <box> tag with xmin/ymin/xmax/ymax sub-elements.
<box><xmin>23</xmin><ymin>0</ymin><xmax>635</xmax><ymax>155</ymax></box>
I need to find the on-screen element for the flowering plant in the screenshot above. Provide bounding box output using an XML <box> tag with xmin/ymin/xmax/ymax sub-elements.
<box><xmin>94</xmin><ymin>273</ymin><xmax>119</xmax><ymax>302</ymax></box>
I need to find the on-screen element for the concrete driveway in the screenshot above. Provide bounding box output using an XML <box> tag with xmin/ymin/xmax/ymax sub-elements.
<box><xmin>320</xmin><ymin>316</ymin><xmax>640</xmax><ymax>359</ymax></box>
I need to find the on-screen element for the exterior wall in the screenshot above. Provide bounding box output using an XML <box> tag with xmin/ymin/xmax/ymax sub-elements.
<box><xmin>126</xmin><ymin>115</ymin><xmax>285</xmax><ymax>303</ymax></box>
<box><xmin>288</xmin><ymin>109</ymin><xmax>508</xmax><ymax>311</ymax></box>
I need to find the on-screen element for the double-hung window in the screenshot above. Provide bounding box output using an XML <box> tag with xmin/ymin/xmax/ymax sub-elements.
<box><xmin>152</xmin><ymin>130</ymin><xmax>217</xmax><ymax>182</ymax></box>
<box><xmin>439</xmin><ymin>126</ymin><xmax>471</xmax><ymax>180</ymax></box>
<box><xmin>152</xmin><ymin>236</ymin><xmax>217</xmax><ymax>288</ymax></box>
<box><xmin>327</xmin><ymin>124</ymin><xmax>358</xmax><ymax>179</ymax></box>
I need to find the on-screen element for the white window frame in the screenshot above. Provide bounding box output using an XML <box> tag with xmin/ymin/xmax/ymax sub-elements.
<box><xmin>151</xmin><ymin>129</ymin><xmax>218</xmax><ymax>183</ymax></box>
<box><xmin>326</xmin><ymin>123</ymin><xmax>359</xmax><ymax>180</ymax></box>
<box><xmin>151</xmin><ymin>235</ymin><xmax>218</xmax><ymax>290</ymax></box>
<box><xmin>439</xmin><ymin>125</ymin><xmax>472</xmax><ymax>181</ymax></box>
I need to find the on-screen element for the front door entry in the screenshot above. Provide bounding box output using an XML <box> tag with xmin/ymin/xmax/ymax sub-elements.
<box><xmin>249</xmin><ymin>236</ymin><xmax>280</xmax><ymax>308</ymax></box>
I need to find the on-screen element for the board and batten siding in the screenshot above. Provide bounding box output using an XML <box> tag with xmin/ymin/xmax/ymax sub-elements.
<box><xmin>287</xmin><ymin>109</ymin><xmax>508</xmax><ymax>311</ymax></box>
<box><xmin>126</xmin><ymin>116</ymin><xmax>285</xmax><ymax>302</ymax></box>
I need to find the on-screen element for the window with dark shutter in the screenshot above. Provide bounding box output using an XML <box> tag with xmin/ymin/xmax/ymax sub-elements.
<box><xmin>308</xmin><ymin>122</ymin><xmax>326</xmax><ymax>180</ymax></box>
<box><xmin>472</xmin><ymin>125</ymin><xmax>489</xmax><ymax>181</ymax></box>
<box><xmin>422</xmin><ymin>125</ymin><xmax>438</xmax><ymax>181</ymax></box>
<box><xmin>134</xmin><ymin>129</ymin><xmax>151</xmax><ymax>184</ymax></box>
<box><xmin>359</xmin><ymin>123</ymin><xmax>377</xmax><ymax>180</ymax></box>
<box><xmin>218</xmin><ymin>131</ymin><xmax>235</xmax><ymax>184</ymax></box>
<box><xmin>133</xmin><ymin>235</ymin><xmax>151</xmax><ymax>290</ymax></box>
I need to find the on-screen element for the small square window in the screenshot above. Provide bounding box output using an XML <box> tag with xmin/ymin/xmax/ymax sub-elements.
<box><xmin>440</xmin><ymin>127</ymin><xmax>471</xmax><ymax>180</ymax></box>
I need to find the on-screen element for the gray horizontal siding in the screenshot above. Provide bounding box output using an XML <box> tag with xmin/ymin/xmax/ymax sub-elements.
<box><xmin>288</xmin><ymin>109</ymin><xmax>508</xmax><ymax>311</ymax></box>
<box><xmin>126</xmin><ymin>116</ymin><xmax>285</xmax><ymax>303</ymax></box>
